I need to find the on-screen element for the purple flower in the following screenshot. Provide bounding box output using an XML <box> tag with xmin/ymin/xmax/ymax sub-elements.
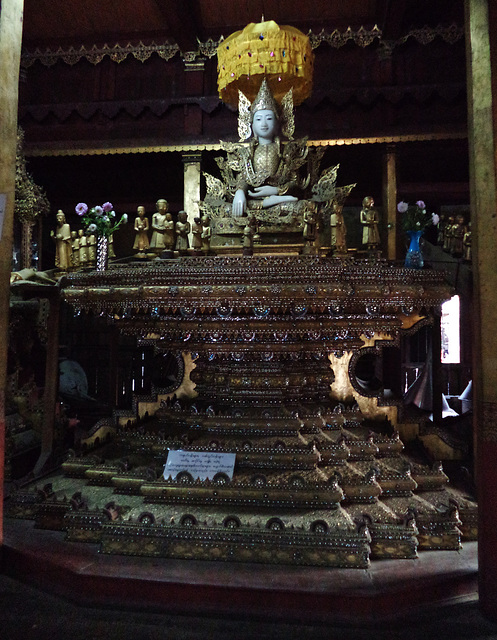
<box><xmin>75</xmin><ymin>202</ymin><xmax>88</xmax><ymax>216</ymax></box>
<box><xmin>94</xmin><ymin>206</ymin><xmax>104</xmax><ymax>216</ymax></box>
<box><xmin>416</xmin><ymin>200</ymin><xmax>426</xmax><ymax>210</ymax></box>
<box><xmin>397</xmin><ymin>201</ymin><xmax>408</xmax><ymax>213</ymax></box>
<box><xmin>102</xmin><ymin>201</ymin><xmax>113</xmax><ymax>212</ymax></box>
<box><xmin>432</xmin><ymin>213</ymin><xmax>440</xmax><ymax>225</ymax></box>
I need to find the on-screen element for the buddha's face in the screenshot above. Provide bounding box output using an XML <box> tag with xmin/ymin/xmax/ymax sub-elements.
<box><xmin>137</xmin><ymin>206</ymin><xmax>145</xmax><ymax>217</ymax></box>
<box><xmin>57</xmin><ymin>211</ymin><xmax>65</xmax><ymax>224</ymax></box>
<box><xmin>252</xmin><ymin>109</ymin><xmax>277</xmax><ymax>141</ymax></box>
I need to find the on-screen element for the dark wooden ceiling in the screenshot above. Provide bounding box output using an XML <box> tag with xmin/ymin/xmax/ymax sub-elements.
<box><xmin>22</xmin><ymin>0</ymin><xmax>464</xmax><ymax>52</ymax></box>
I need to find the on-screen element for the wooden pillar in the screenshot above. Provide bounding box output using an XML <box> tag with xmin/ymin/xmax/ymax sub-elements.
<box><xmin>0</xmin><ymin>0</ymin><xmax>24</xmax><ymax>553</ymax></box>
<box><xmin>382</xmin><ymin>143</ymin><xmax>398</xmax><ymax>261</ymax></box>
<box><xmin>465</xmin><ymin>0</ymin><xmax>497</xmax><ymax>621</ymax></box>
<box><xmin>182</xmin><ymin>152</ymin><xmax>202</xmax><ymax>247</ymax></box>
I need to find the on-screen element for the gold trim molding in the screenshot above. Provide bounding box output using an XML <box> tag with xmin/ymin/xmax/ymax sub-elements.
<box><xmin>21</xmin><ymin>24</ymin><xmax>463</xmax><ymax>68</ymax></box>
<box><xmin>25</xmin><ymin>132</ymin><xmax>467</xmax><ymax>157</ymax></box>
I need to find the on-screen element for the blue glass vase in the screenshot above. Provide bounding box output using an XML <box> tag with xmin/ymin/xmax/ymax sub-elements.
<box><xmin>404</xmin><ymin>230</ymin><xmax>424</xmax><ymax>269</ymax></box>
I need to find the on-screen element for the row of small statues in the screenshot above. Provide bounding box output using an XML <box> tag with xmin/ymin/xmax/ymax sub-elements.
<box><xmin>53</xmin><ymin>196</ymin><xmax>380</xmax><ymax>269</ymax></box>
<box><xmin>437</xmin><ymin>214</ymin><xmax>471</xmax><ymax>261</ymax></box>
<box><xmin>51</xmin><ymin>210</ymin><xmax>116</xmax><ymax>271</ymax></box>
<box><xmin>52</xmin><ymin>203</ymin><xmax>214</xmax><ymax>271</ymax></box>
<box><xmin>134</xmin><ymin>199</ymin><xmax>211</xmax><ymax>257</ymax></box>
<box><xmin>238</xmin><ymin>195</ymin><xmax>378</xmax><ymax>257</ymax></box>
<box><xmin>299</xmin><ymin>196</ymin><xmax>379</xmax><ymax>256</ymax></box>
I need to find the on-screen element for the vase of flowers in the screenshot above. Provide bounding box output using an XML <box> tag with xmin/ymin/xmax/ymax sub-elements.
<box><xmin>397</xmin><ymin>200</ymin><xmax>439</xmax><ymax>269</ymax></box>
<box><xmin>75</xmin><ymin>201</ymin><xmax>128</xmax><ymax>271</ymax></box>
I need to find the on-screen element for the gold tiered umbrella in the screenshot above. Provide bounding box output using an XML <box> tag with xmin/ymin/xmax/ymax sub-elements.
<box><xmin>217</xmin><ymin>19</ymin><xmax>314</xmax><ymax>107</ymax></box>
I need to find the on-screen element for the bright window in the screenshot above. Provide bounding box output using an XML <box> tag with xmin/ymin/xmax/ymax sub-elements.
<box><xmin>441</xmin><ymin>295</ymin><xmax>460</xmax><ymax>364</ymax></box>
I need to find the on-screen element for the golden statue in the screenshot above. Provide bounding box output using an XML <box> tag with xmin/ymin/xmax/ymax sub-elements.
<box><xmin>51</xmin><ymin>210</ymin><xmax>72</xmax><ymax>270</ymax></box>
<box><xmin>192</xmin><ymin>216</ymin><xmax>203</xmax><ymax>254</ymax></box>
<box><xmin>87</xmin><ymin>233</ymin><xmax>97</xmax><ymax>267</ymax></box>
<box><xmin>78</xmin><ymin>229</ymin><xmax>88</xmax><ymax>267</ymax></box>
<box><xmin>175</xmin><ymin>211</ymin><xmax>190</xmax><ymax>255</ymax></box>
<box><xmin>360</xmin><ymin>196</ymin><xmax>380</xmax><ymax>250</ymax></box>
<box><xmin>150</xmin><ymin>199</ymin><xmax>169</xmax><ymax>253</ymax></box>
<box><xmin>329</xmin><ymin>202</ymin><xmax>347</xmax><ymax>255</ymax></box>
<box><xmin>133</xmin><ymin>205</ymin><xmax>150</xmax><ymax>254</ymax></box>
<box><xmin>163</xmin><ymin>213</ymin><xmax>175</xmax><ymax>252</ymax></box>
<box><xmin>302</xmin><ymin>206</ymin><xmax>319</xmax><ymax>254</ymax></box>
<box><xmin>70</xmin><ymin>231</ymin><xmax>80</xmax><ymax>269</ymax></box>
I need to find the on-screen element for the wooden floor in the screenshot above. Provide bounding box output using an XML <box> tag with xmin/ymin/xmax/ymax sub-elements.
<box><xmin>1</xmin><ymin>517</ymin><xmax>478</xmax><ymax>624</ymax></box>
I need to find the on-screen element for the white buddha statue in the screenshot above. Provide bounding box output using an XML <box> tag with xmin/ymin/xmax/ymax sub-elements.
<box><xmin>201</xmin><ymin>77</ymin><xmax>355</xmax><ymax>246</ymax></box>
<box><xmin>221</xmin><ymin>78</ymin><xmax>309</xmax><ymax>219</ymax></box>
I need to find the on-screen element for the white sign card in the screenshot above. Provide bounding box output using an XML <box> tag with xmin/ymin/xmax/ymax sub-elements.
<box><xmin>0</xmin><ymin>194</ymin><xmax>6</xmax><ymax>241</ymax></box>
<box><xmin>163</xmin><ymin>449</ymin><xmax>236</xmax><ymax>481</ymax></box>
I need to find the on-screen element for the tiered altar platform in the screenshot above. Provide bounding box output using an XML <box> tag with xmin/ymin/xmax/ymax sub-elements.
<box><xmin>6</xmin><ymin>255</ymin><xmax>477</xmax><ymax>574</ymax></box>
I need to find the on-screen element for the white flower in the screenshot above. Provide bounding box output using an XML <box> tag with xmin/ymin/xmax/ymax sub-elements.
<box><xmin>122</xmin><ymin>213</ymin><xmax>128</xmax><ymax>223</ymax></box>
<box><xmin>87</xmin><ymin>223</ymin><xmax>97</xmax><ymax>233</ymax></box>
<box><xmin>432</xmin><ymin>213</ymin><xmax>440</xmax><ymax>225</ymax></box>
